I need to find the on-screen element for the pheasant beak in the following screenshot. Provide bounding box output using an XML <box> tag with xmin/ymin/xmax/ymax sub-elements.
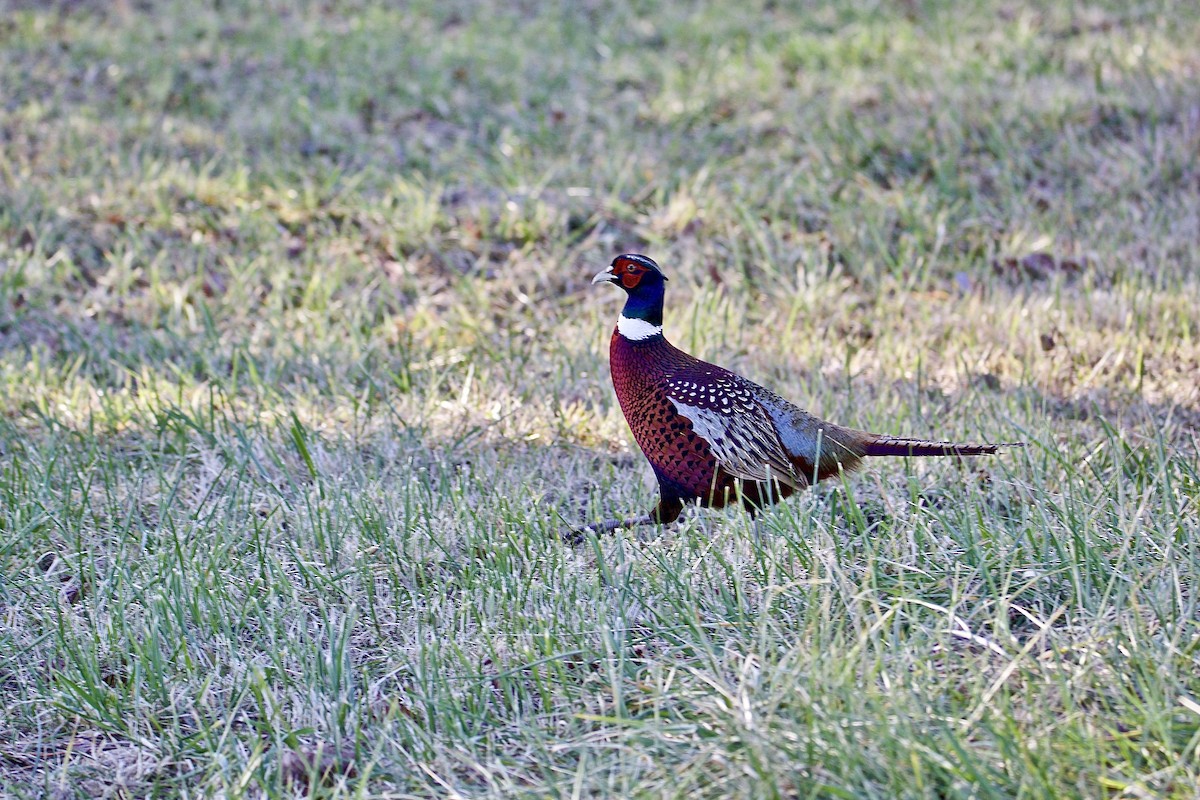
<box><xmin>591</xmin><ymin>267</ymin><xmax>616</xmax><ymax>285</ymax></box>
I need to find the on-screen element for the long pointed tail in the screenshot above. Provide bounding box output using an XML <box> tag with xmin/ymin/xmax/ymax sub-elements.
<box><xmin>861</xmin><ymin>436</ymin><xmax>1023</xmax><ymax>458</ymax></box>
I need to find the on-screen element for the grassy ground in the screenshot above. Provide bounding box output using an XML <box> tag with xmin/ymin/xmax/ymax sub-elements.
<box><xmin>1</xmin><ymin>0</ymin><xmax>1199</xmax><ymax>796</ymax></box>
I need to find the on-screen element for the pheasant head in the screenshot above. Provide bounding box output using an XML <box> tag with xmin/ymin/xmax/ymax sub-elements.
<box><xmin>592</xmin><ymin>253</ymin><xmax>668</xmax><ymax>341</ymax></box>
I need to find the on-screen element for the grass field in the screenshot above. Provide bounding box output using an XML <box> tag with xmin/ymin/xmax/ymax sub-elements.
<box><xmin>2</xmin><ymin>0</ymin><xmax>1199</xmax><ymax>796</ymax></box>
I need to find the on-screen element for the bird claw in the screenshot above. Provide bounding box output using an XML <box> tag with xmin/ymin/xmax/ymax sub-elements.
<box><xmin>562</xmin><ymin>514</ymin><xmax>657</xmax><ymax>544</ymax></box>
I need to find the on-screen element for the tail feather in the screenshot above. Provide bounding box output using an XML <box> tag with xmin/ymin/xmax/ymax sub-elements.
<box><xmin>861</xmin><ymin>436</ymin><xmax>1023</xmax><ymax>458</ymax></box>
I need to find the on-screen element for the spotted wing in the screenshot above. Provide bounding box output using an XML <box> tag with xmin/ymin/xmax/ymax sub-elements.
<box><xmin>665</xmin><ymin>373</ymin><xmax>805</xmax><ymax>490</ymax></box>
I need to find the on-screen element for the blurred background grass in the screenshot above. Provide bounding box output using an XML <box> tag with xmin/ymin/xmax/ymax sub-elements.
<box><xmin>1</xmin><ymin>1</ymin><xmax>1198</xmax><ymax>796</ymax></box>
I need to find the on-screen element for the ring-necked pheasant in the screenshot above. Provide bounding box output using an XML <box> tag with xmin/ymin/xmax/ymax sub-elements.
<box><xmin>585</xmin><ymin>253</ymin><xmax>1021</xmax><ymax>533</ymax></box>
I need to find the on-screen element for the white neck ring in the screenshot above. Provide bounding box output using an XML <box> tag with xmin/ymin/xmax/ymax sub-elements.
<box><xmin>617</xmin><ymin>315</ymin><xmax>663</xmax><ymax>341</ymax></box>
